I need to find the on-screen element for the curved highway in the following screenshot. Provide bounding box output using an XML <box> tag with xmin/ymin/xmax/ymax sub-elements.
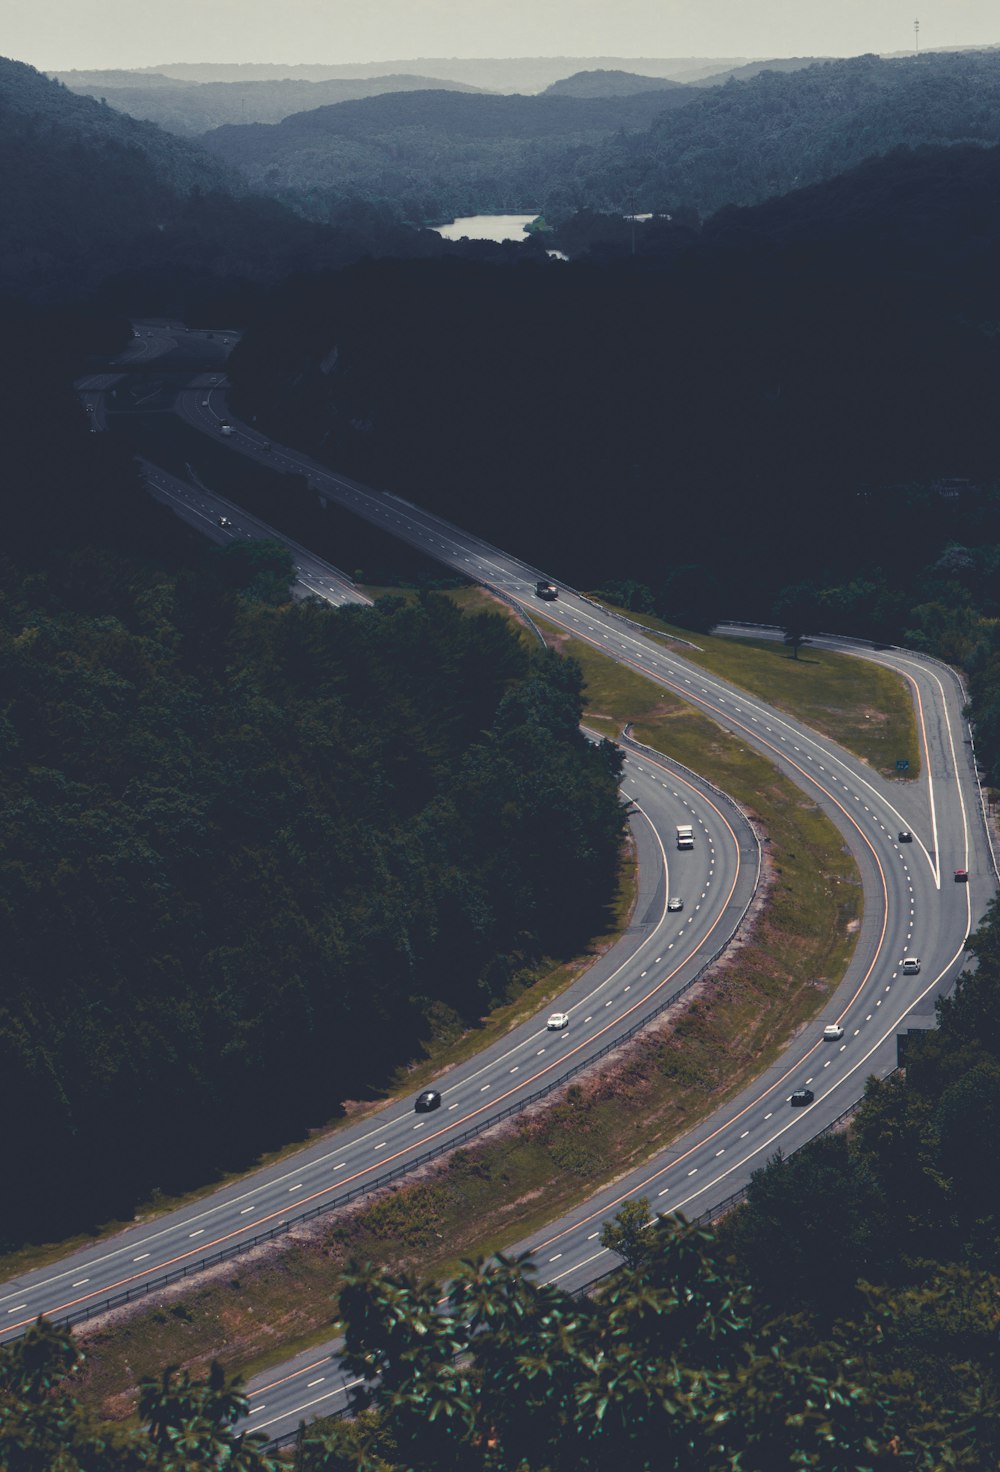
<box><xmin>0</xmin><ymin>752</ymin><xmax>758</xmax><ymax>1339</ymax></box>
<box><xmin>21</xmin><ymin>321</ymin><xmax>992</xmax><ymax>1441</ymax></box>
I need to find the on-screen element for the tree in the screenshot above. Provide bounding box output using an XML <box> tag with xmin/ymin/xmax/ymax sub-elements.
<box><xmin>773</xmin><ymin>583</ymin><xmax>821</xmax><ymax>659</ymax></box>
<box><xmin>306</xmin><ymin>1219</ymin><xmax>893</xmax><ymax>1472</ymax></box>
<box><xmin>600</xmin><ymin>1196</ymin><xmax>653</xmax><ymax>1267</ymax></box>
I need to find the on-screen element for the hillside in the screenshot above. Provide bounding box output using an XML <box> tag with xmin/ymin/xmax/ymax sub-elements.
<box><xmin>227</xmin><ymin>137</ymin><xmax>1000</xmax><ymax>646</ymax></box>
<box><xmin>0</xmin><ymin>56</ymin><xmax>445</xmax><ymax>301</ymax></box>
<box><xmin>0</xmin><ymin>55</ymin><xmax>231</xmax><ymax>195</ymax></box>
<box><xmin>543</xmin><ymin>69</ymin><xmax>688</xmax><ymax>98</ymax></box>
<box><xmin>52</xmin><ymin>70</ymin><xmax>488</xmax><ymax>136</ymax></box>
<box><xmin>560</xmin><ymin>48</ymin><xmax>1000</xmax><ymax>216</ymax></box>
<box><xmin>200</xmin><ymin>87</ymin><xmax>703</xmax><ymax>218</ymax></box>
<box><xmin>134</xmin><ymin>56</ymin><xmax>750</xmax><ymax>90</ymax></box>
<box><xmin>195</xmin><ymin>49</ymin><xmax>1000</xmax><ymax>224</ymax></box>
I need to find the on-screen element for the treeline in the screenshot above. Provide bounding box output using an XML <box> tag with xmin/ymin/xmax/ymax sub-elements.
<box><xmin>14</xmin><ymin>940</ymin><xmax>1000</xmax><ymax>1472</ymax></box>
<box><xmin>227</xmin><ymin>135</ymin><xmax>1000</xmax><ymax>642</ymax></box>
<box><xmin>0</xmin><ymin>57</ymin><xmax>447</xmax><ymax>304</ymax></box>
<box><xmin>293</xmin><ymin>896</ymin><xmax>1000</xmax><ymax>1469</ymax></box>
<box><xmin>200</xmin><ymin>88</ymin><xmax>695</xmax><ymax>224</ymax></box>
<box><xmin>561</xmin><ymin>48</ymin><xmax>1000</xmax><ymax>219</ymax></box>
<box><xmin>0</xmin><ymin>310</ymin><xmax>625</xmax><ymax>1246</ymax></box>
<box><xmin>53</xmin><ymin>72</ymin><xmax>487</xmax><ymax>137</ymax></box>
<box><xmin>194</xmin><ymin>49</ymin><xmax>1000</xmax><ymax>225</ymax></box>
<box><xmin>0</xmin><ymin>1321</ymin><xmax>281</xmax><ymax>1471</ymax></box>
<box><xmin>8</xmin><ymin>906</ymin><xmax>1000</xmax><ymax>1469</ymax></box>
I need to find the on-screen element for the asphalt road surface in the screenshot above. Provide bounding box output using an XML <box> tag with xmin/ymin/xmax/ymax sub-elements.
<box><xmin>17</xmin><ymin>321</ymin><xmax>992</xmax><ymax>1442</ymax></box>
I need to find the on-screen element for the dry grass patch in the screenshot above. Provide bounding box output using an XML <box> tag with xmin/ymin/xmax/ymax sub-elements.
<box><xmin>75</xmin><ymin>620</ymin><xmax>862</xmax><ymax>1424</ymax></box>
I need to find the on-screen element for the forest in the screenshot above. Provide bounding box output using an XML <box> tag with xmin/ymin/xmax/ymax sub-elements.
<box><xmin>10</xmin><ymin>898</ymin><xmax>1000</xmax><ymax>1467</ymax></box>
<box><xmin>224</xmin><ymin>135</ymin><xmax>1000</xmax><ymax>714</ymax></box>
<box><xmin>0</xmin><ymin>307</ymin><xmax>625</xmax><ymax>1246</ymax></box>
<box><xmin>6</xmin><ymin>35</ymin><xmax>1000</xmax><ymax>1467</ymax></box>
<box><xmin>194</xmin><ymin>49</ymin><xmax>1000</xmax><ymax>223</ymax></box>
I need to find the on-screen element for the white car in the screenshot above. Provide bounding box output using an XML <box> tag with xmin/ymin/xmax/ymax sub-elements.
<box><xmin>822</xmin><ymin>1023</ymin><xmax>844</xmax><ymax>1041</ymax></box>
<box><xmin>546</xmin><ymin>1013</ymin><xmax>569</xmax><ymax>1031</ymax></box>
<box><xmin>901</xmin><ymin>957</ymin><xmax>921</xmax><ymax>974</ymax></box>
<box><xmin>667</xmin><ymin>897</ymin><xmax>684</xmax><ymax>912</ymax></box>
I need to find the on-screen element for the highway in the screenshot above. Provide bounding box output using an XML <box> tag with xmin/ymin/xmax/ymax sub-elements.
<box><xmin>17</xmin><ymin>321</ymin><xmax>992</xmax><ymax>1441</ymax></box>
<box><xmin>0</xmin><ymin>748</ymin><xmax>759</xmax><ymax>1340</ymax></box>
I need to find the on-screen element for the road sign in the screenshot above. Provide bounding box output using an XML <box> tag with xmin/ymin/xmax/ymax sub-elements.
<box><xmin>896</xmin><ymin>759</ymin><xmax>910</xmax><ymax>772</ymax></box>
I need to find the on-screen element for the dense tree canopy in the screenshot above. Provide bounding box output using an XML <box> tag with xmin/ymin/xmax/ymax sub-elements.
<box><xmin>0</xmin><ymin>306</ymin><xmax>625</xmax><ymax>1247</ymax></box>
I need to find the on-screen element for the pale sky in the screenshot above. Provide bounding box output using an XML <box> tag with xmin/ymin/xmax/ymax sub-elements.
<box><xmin>6</xmin><ymin>0</ymin><xmax>999</xmax><ymax>73</ymax></box>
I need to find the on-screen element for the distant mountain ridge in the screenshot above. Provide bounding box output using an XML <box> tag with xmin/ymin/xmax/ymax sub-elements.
<box><xmin>51</xmin><ymin>71</ymin><xmax>489</xmax><ymax>135</ymax></box>
<box><xmin>196</xmin><ymin>49</ymin><xmax>1000</xmax><ymax>223</ymax></box>
<box><xmin>123</xmin><ymin>56</ymin><xmax>751</xmax><ymax>91</ymax></box>
<box><xmin>0</xmin><ymin>55</ymin><xmax>231</xmax><ymax>194</ymax></box>
<box><xmin>0</xmin><ymin>55</ymin><xmax>434</xmax><ymax>300</ymax></box>
<box><xmin>200</xmin><ymin>87</ymin><xmax>703</xmax><ymax>217</ymax></box>
<box><xmin>542</xmin><ymin>69</ymin><xmax>688</xmax><ymax>97</ymax></box>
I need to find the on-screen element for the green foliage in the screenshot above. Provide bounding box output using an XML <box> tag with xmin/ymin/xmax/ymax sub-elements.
<box><xmin>773</xmin><ymin>584</ymin><xmax>822</xmax><ymax>659</ymax></box>
<box><xmin>0</xmin><ymin>342</ymin><xmax>626</xmax><ymax>1246</ymax></box>
<box><xmin>599</xmin><ymin>1196</ymin><xmax>653</xmax><ymax>1267</ymax></box>
<box><xmin>304</xmin><ymin>1218</ymin><xmax>894</xmax><ymax>1471</ymax></box>
<box><xmin>0</xmin><ymin>1320</ymin><xmax>280</xmax><ymax>1470</ymax></box>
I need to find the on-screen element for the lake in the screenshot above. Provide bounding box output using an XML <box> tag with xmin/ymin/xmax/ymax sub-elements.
<box><xmin>433</xmin><ymin>213</ymin><xmax>539</xmax><ymax>243</ymax></box>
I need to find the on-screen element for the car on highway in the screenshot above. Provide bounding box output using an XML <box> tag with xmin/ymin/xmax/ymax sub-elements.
<box><xmin>218</xmin><ymin>516</ymin><xmax>233</xmax><ymax>528</ymax></box>
<box><xmin>822</xmin><ymin>1023</ymin><xmax>844</xmax><ymax>1041</ymax></box>
<box><xmin>414</xmin><ymin>1089</ymin><xmax>441</xmax><ymax>1113</ymax></box>
<box><xmin>901</xmin><ymin>957</ymin><xmax>921</xmax><ymax>974</ymax></box>
<box><xmin>535</xmin><ymin>581</ymin><xmax>558</xmax><ymax>600</ymax></box>
<box><xmin>201</xmin><ymin>399</ymin><xmax>209</xmax><ymax>407</ymax></box>
<box><xmin>954</xmin><ymin>868</ymin><xmax>969</xmax><ymax>882</ymax></box>
<box><xmin>667</xmin><ymin>897</ymin><xmax>684</xmax><ymax>912</ymax></box>
<box><xmin>790</xmin><ymin>1088</ymin><xmax>814</xmax><ymax>1106</ymax></box>
<box><xmin>546</xmin><ymin>1012</ymin><xmax>569</xmax><ymax>1030</ymax></box>
<box><xmin>898</xmin><ymin>830</ymin><xmax>912</xmax><ymax>843</ymax></box>
<box><xmin>261</xmin><ymin>442</ymin><xmax>272</xmax><ymax>452</ymax></box>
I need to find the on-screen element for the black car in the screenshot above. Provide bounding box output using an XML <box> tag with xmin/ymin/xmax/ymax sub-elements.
<box><xmin>217</xmin><ymin>516</ymin><xmax>232</xmax><ymax>528</ymax></box>
<box><xmin>414</xmin><ymin>1089</ymin><xmax>442</xmax><ymax>1113</ymax></box>
<box><xmin>790</xmin><ymin>1088</ymin><xmax>814</xmax><ymax>1107</ymax></box>
<box><xmin>898</xmin><ymin>830</ymin><xmax>912</xmax><ymax>843</ymax></box>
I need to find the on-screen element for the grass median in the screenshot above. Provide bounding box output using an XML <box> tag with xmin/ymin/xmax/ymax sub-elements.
<box><xmin>592</xmin><ymin>607</ymin><xmax>920</xmax><ymax>781</ymax></box>
<box><xmin>74</xmin><ymin>600</ymin><xmax>864</xmax><ymax>1424</ymax></box>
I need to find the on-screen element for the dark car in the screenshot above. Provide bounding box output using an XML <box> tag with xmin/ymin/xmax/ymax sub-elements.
<box><xmin>790</xmin><ymin>1088</ymin><xmax>814</xmax><ymax>1107</ymax></box>
<box><xmin>898</xmin><ymin>830</ymin><xmax>912</xmax><ymax>843</ymax></box>
<box><xmin>261</xmin><ymin>442</ymin><xmax>272</xmax><ymax>452</ymax></box>
<box><xmin>955</xmin><ymin>868</ymin><xmax>969</xmax><ymax>882</ymax></box>
<box><xmin>535</xmin><ymin>581</ymin><xmax>558</xmax><ymax>600</ymax></box>
<box><xmin>414</xmin><ymin>1089</ymin><xmax>441</xmax><ymax>1113</ymax></box>
<box><xmin>217</xmin><ymin>516</ymin><xmax>233</xmax><ymax>528</ymax></box>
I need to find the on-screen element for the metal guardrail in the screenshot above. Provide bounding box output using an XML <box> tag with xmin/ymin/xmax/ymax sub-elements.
<box><xmin>51</xmin><ymin>826</ymin><xmax>762</xmax><ymax>1337</ymax></box>
<box><xmin>480</xmin><ymin>581</ymin><xmax>548</xmax><ymax>648</ymax></box>
<box><xmin>263</xmin><ymin>1074</ymin><xmax>890</xmax><ymax>1453</ymax></box>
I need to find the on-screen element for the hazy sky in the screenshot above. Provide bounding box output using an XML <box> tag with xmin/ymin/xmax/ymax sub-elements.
<box><xmin>7</xmin><ymin>0</ymin><xmax>999</xmax><ymax>72</ymax></box>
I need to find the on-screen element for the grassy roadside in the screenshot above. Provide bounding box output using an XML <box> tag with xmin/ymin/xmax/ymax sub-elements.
<box><xmin>592</xmin><ymin>606</ymin><xmax>920</xmax><ymax>781</ymax></box>
<box><xmin>75</xmin><ymin>607</ymin><xmax>863</xmax><ymax>1423</ymax></box>
<box><xmin>0</xmin><ymin>586</ymin><xmax>629</xmax><ymax>1288</ymax></box>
